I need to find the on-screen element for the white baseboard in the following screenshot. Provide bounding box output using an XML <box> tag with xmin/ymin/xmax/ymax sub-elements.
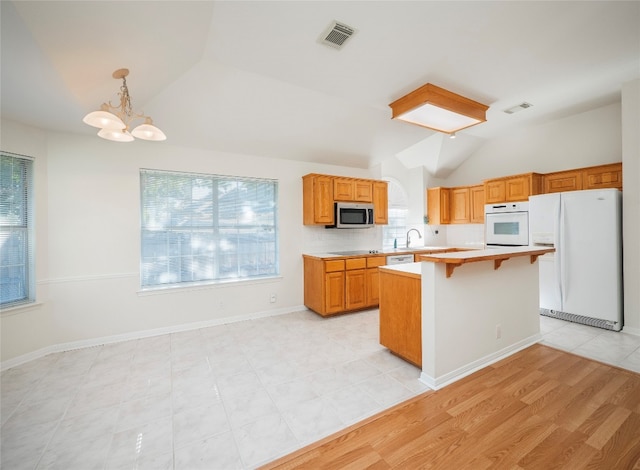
<box><xmin>1</xmin><ymin>304</ymin><xmax>307</xmax><ymax>371</ymax></box>
<box><xmin>419</xmin><ymin>334</ymin><xmax>542</xmax><ymax>390</ymax></box>
<box><xmin>622</xmin><ymin>325</ymin><xmax>640</xmax><ymax>336</ymax></box>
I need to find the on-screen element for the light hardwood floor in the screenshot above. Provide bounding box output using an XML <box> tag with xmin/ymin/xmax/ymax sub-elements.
<box><xmin>260</xmin><ymin>344</ymin><xmax>640</xmax><ymax>469</ymax></box>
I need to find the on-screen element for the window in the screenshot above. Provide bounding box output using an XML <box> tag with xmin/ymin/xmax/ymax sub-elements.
<box><xmin>382</xmin><ymin>178</ymin><xmax>409</xmax><ymax>249</ymax></box>
<box><xmin>140</xmin><ymin>169</ymin><xmax>278</xmax><ymax>289</ymax></box>
<box><xmin>0</xmin><ymin>152</ymin><xmax>35</xmax><ymax>308</ymax></box>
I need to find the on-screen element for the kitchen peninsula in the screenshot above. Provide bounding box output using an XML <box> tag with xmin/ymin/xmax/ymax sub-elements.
<box><xmin>379</xmin><ymin>246</ymin><xmax>554</xmax><ymax>390</ymax></box>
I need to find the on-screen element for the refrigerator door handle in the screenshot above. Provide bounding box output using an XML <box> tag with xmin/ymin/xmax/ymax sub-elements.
<box><xmin>560</xmin><ymin>199</ymin><xmax>569</xmax><ymax>306</ymax></box>
<box><xmin>555</xmin><ymin>198</ymin><xmax>563</xmax><ymax>307</ymax></box>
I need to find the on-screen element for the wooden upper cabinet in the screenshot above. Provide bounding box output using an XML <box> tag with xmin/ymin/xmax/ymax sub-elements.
<box><xmin>544</xmin><ymin>169</ymin><xmax>582</xmax><ymax>193</ymax></box>
<box><xmin>355</xmin><ymin>181</ymin><xmax>373</xmax><ymax>202</ymax></box>
<box><xmin>303</xmin><ymin>174</ymin><xmax>386</xmax><ymax>225</ymax></box>
<box><xmin>470</xmin><ymin>185</ymin><xmax>485</xmax><ymax>223</ymax></box>
<box><xmin>333</xmin><ymin>178</ymin><xmax>354</xmax><ymax>201</ymax></box>
<box><xmin>582</xmin><ymin>163</ymin><xmax>622</xmax><ymax>190</ymax></box>
<box><xmin>544</xmin><ymin>163</ymin><xmax>622</xmax><ymax>193</ymax></box>
<box><xmin>484</xmin><ymin>180</ymin><xmax>506</xmax><ymax>204</ymax></box>
<box><xmin>373</xmin><ymin>181</ymin><xmax>388</xmax><ymax>225</ymax></box>
<box><xmin>485</xmin><ymin>173</ymin><xmax>543</xmax><ymax>203</ymax></box>
<box><xmin>303</xmin><ymin>174</ymin><xmax>334</xmax><ymax>225</ymax></box>
<box><xmin>427</xmin><ymin>187</ymin><xmax>450</xmax><ymax>225</ymax></box>
<box><xmin>450</xmin><ymin>187</ymin><xmax>470</xmax><ymax>224</ymax></box>
<box><xmin>333</xmin><ymin>178</ymin><xmax>372</xmax><ymax>202</ymax></box>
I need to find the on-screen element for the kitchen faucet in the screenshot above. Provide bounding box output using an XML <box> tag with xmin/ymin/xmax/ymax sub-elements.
<box><xmin>406</xmin><ymin>228</ymin><xmax>422</xmax><ymax>248</ymax></box>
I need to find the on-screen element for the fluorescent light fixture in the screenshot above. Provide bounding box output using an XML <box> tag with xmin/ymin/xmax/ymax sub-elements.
<box><xmin>83</xmin><ymin>68</ymin><xmax>166</xmax><ymax>142</ymax></box>
<box><xmin>389</xmin><ymin>83</ymin><xmax>488</xmax><ymax>134</ymax></box>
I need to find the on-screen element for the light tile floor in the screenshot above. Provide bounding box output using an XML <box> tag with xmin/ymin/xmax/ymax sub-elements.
<box><xmin>539</xmin><ymin>314</ymin><xmax>640</xmax><ymax>373</ymax></box>
<box><xmin>2</xmin><ymin>310</ymin><xmax>639</xmax><ymax>470</ymax></box>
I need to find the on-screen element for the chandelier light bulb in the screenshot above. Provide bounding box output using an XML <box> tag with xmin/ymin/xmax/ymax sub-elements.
<box><xmin>82</xmin><ymin>109</ymin><xmax>125</xmax><ymax>130</ymax></box>
<box><xmin>97</xmin><ymin>128</ymin><xmax>134</xmax><ymax>142</ymax></box>
<box><xmin>131</xmin><ymin>122</ymin><xmax>167</xmax><ymax>141</ymax></box>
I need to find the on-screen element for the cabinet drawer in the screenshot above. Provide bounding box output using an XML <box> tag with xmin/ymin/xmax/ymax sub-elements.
<box><xmin>367</xmin><ymin>256</ymin><xmax>386</xmax><ymax>268</ymax></box>
<box><xmin>325</xmin><ymin>260</ymin><xmax>345</xmax><ymax>272</ymax></box>
<box><xmin>346</xmin><ymin>258</ymin><xmax>366</xmax><ymax>270</ymax></box>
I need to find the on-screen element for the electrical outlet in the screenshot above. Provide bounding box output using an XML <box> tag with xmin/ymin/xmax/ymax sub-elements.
<box><xmin>496</xmin><ymin>324</ymin><xmax>502</xmax><ymax>339</ymax></box>
<box><xmin>270</xmin><ymin>293</ymin><xmax>277</xmax><ymax>303</ymax></box>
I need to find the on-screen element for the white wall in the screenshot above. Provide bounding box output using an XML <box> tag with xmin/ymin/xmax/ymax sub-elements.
<box><xmin>0</xmin><ymin>119</ymin><xmax>376</xmax><ymax>363</ymax></box>
<box><xmin>622</xmin><ymin>79</ymin><xmax>640</xmax><ymax>334</ymax></box>
<box><xmin>445</xmin><ymin>102</ymin><xmax>623</xmax><ymax>187</ymax></box>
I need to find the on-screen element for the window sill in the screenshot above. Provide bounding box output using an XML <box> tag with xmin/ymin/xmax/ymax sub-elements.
<box><xmin>137</xmin><ymin>275</ymin><xmax>283</xmax><ymax>296</ymax></box>
<box><xmin>1</xmin><ymin>301</ymin><xmax>44</xmax><ymax>317</ymax></box>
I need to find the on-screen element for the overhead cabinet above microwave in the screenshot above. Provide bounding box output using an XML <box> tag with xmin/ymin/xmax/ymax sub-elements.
<box><xmin>302</xmin><ymin>173</ymin><xmax>388</xmax><ymax>226</ymax></box>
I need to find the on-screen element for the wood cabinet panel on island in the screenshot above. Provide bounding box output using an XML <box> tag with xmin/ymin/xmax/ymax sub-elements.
<box><xmin>379</xmin><ymin>267</ymin><xmax>422</xmax><ymax>367</ymax></box>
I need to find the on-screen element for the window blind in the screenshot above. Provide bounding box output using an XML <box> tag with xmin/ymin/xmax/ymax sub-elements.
<box><xmin>140</xmin><ymin>169</ymin><xmax>279</xmax><ymax>288</ymax></box>
<box><xmin>382</xmin><ymin>179</ymin><xmax>409</xmax><ymax>248</ymax></box>
<box><xmin>0</xmin><ymin>152</ymin><xmax>35</xmax><ymax>308</ymax></box>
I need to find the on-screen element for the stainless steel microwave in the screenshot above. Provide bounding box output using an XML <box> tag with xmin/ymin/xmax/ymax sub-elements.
<box><xmin>331</xmin><ymin>202</ymin><xmax>375</xmax><ymax>229</ymax></box>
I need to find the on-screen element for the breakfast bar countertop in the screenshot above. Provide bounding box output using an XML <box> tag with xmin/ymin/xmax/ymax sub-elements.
<box><xmin>303</xmin><ymin>245</ymin><xmax>478</xmax><ymax>260</ymax></box>
<box><xmin>418</xmin><ymin>245</ymin><xmax>555</xmax><ymax>278</ymax></box>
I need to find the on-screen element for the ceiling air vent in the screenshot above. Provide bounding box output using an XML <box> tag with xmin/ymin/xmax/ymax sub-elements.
<box><xmin>504</xmin><ymin>102</ymin><xmax>534</xmax><ymax>114</ymax></box>
<box><xmin>319</xmin><ymin>21</ymin><xmax>356</xmax><ymax>50</ymax></box>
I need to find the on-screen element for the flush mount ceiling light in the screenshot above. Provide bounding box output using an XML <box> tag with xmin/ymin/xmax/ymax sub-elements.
<box><xmin>83</xmin><ymin>68</ymin><xmax>166</xmax><ymax>142</ymax></box>
<box><xmin>389</xmin><ymin>83</ymin><xmax>489</xmax><ymax>135</ymax></box>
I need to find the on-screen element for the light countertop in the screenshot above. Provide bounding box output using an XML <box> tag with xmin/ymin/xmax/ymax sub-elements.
<box><xmin>303</xmin><ymin>246</ymin><xmax>471</xmax><ymax>260</ymax></box>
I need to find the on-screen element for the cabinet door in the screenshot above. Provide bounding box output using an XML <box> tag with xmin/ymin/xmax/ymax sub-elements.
<box><xmin>544</xmin><ymin>170</ymin><xmax>582</xmax><ymax>193</ymax></box>
<box><xmin>470</xmin><ymin>185</ymin><xmax>485</xmax><ymax>223</ymax></box>
<box><xmin>354</xmin><ymin>181</ymin><xmax>373</xmax><ymax>202</ymax></box>
<box><xmin>303</xmin><ymin>175</ymin><xmax>334</xmax><ymax>225</ymax></box>
<box><xmin>450</xmin><ymin>187</ymin><xmax>470</xmax><ymax>224</ymax></box>
<box><xmin>583</xmin><ymin>163</ymin><xmax>622</xmax><ymax>190</ymax></box>
<box><xmin>484</xmin><ymin>180</ymin><xmax>505</xmax><ymax>204</ymax></box>
<box><xmin>365</xmin><ymin>268</ymin><xmax>380</xmax><ymax>307</ymax></box>
<box><xmin>373</xmin><ymin>181</ymin><xmax>388</xmax><ymax>224</ymax></box>
<box><xmin>427</xmin><ymin>187</ymin><xmax>450</xmax><ymax>224</ymax></box>
<box><xmin>505</xmin><ymin>176</ymin><xmax>530</xmax><ymax>202</ymax></box>
<box><xmin>314</xmin><ymin>176</ymin><xmax>334</xmax><ymax>223</ymax></box>
<box><xmin>333</xmin><ymin>178</ymin><xmax>354</xmax><ymax>201</ymax></box>
<box><xmin>345</xmin><ymin>269</ymin><xmax>366</xmax><ymax>310</ymax></box>
<box><xmin>325</xmin><ymin>271</ymin><xmax>345</xmax><ymax>314</ymax></box>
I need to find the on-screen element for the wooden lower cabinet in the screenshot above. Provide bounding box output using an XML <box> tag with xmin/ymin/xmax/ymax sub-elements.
<box><xmin>303</xmin><ymin>255</ymin><xmax>386</xmax><ymax>316</ymax></box>
<box><xmin>379</xmin><ymin>269</ymin><xmax>422</xmax><ymax>367</ymax></box>
<box><xmin>324</xmin><ymin>271</ymin><xmax>345</xmax><ymax>314</ymax></box>
<box><xmin>345</xmin><ymin>269</ymin><xmax>366</xmax><ymax>311</ymax></box>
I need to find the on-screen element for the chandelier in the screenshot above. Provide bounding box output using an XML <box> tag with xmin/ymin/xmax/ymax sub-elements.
<box><xmin>82</xmin><ymin>68</ymin><xmax>166</xmax><ymax>142</ymax></box>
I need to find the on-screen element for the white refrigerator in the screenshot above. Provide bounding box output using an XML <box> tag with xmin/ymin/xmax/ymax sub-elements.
<box><xmin>529</xmin><ymin>189</ymin><xmax>622</xmax><ymax>331</ymax></box>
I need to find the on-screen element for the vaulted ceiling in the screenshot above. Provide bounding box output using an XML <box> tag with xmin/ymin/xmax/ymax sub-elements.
<box><xmin>2</xmin><ymin>1</ymin><xmax>639</xmax><ymax>176</ymax></box>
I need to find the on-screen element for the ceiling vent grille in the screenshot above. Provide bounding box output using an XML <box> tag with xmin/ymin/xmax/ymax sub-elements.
<box><xmin>319</xmin><ymin>21</ymin><xmax>356</xmax><ymax>50</ymax></box>
<box><xmin>504</xmin><ymin>102</ymin><xmax>534</xmax><ymax>114</ymax></box>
